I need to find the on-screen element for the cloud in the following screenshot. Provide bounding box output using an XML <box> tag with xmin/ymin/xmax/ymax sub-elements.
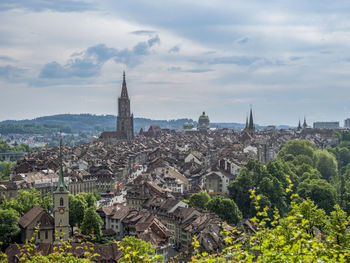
<box><xmin>147</xmin><ymin>35</ymin><xmax>160</xmax><ymax>47</ymax></box>
<box><xmin>131</xmin><ymin>30</ymin><xmax>157</xmax><ymax>36</ymax></box>
<box><xmin>237</xmin><ymin>37</ymin><xmax>249</xmax><ymax>44</ymax></box>
<box><xmin>0</xmin><ymin>0</ymin><xmax>94</xmax><ymax>12</ymax></box>
<box><xmin>0</xmin><ymin>65</ymin><xmax>26</xmax><ymax>79</ymax></box>
<box><xmin>168</xmin><ymin>45</ymin><xmax>180</xmax><ymax>53</ymax></box>
<box><xmin>40</xmin><ymin>36</ymin><xmax>160</xmax><ymax>78</ymax></box>
<box><xmin>0</xmin><ymin>55</ymin><xmax>16</xmax><ymax>62</ymax></box>
<box><xmin>167</xmin><ymin>66</ymin><xmax>213</xmax><ymax>73</ymax></box>
<box><xmin>208</xmin><ymin>56</ymin><xmax>261</xmax><ymax>66</ymax></box>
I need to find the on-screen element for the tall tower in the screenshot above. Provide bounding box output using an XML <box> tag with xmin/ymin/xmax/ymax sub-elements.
<box><xmin>53</xmin><ymin>137</ymin><xmax>69</xmax><ymax>242</ymax></box>
<box><xmin>248</xmin><ymin>106</ymin><xmax>255</xmax><ymax>131</ymax></box>
<box><xmin>117</xmin><ymin>71</ymin><xmax>134</xmax><ymax>140</ymax></box>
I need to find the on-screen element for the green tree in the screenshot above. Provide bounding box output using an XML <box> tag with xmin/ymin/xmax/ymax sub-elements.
<box><xmin>80</xmin><ymin>206</ymin><xmax>103</xmax><ymax>239</ymax></box>
<box><xmin>278</xmin><ymin>139</ymin><xmax>315</xmax><ymax>160</ymax></box>
<box><xmin>314</xmin><ymin>149</ymin><xmax>338</xmax><ymax>181</ymax></box>
<box><xmin>229</xmin><ymin>159</ymin><xmax>289</xmax><ymax>218</ymax></box>
<box><xmin>297</xmin><ymin>178</ymin><xmax>337</xmax><ymax>213</ymax></box>
<box><xmin>188</xmin><ymin>191</ymin><xmax>211</xmax><ymax>209</ymax></box>
<box><xmin>0</xmin><ymin>161</ymin><xmax>14</xmax><ymax>180</ymax></box>
<box><xmin>118</xmin><ymin>236</ymin><xmax>163</xmax><ymax>263</ymax></box>
<box><xmin>77</xmin><ymin>192</ymin><xmax>97</xmax><ymax>208</ymax></box>
<box><xmin>0</xmin><ymin>208</ymin><xmax>20</xmax><ymax>249</ymax></box>
<box><xmin>206</xmin><ymin>196</ymin><xmax>242</xmax><ymax>224</ymax></box>
<box><xmin>1</xmin><ymin>188</ymin><xmax>52</xmax><ymax>215</ymax></box>
<box><xmin>337</xmin><ymin>147</ymin><xmax>350</xmax><ymax>169</ymax></box>
<box><xmin>69</xmin><ymin>194</ymin><xmax>88</xmax><ymax>229</ymax></box>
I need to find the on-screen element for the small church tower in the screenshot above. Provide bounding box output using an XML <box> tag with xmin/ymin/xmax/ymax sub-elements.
<box><xmin>53</xmin><ymin>137</ymin><xmax>69</xmax><ymax>242</ymax></box>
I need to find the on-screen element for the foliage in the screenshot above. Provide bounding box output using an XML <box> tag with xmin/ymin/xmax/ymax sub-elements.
<box><xmin>205</xmin><ymin>196</ymin><xmax>242</xmax><ymax>224</ymax></box>
<box><xmin>76</xmin><ymin>192</ymin><xmax>97</xmax><ymax>208</ymax></box>
<box><xmin>229</xmin><ymin>159</ymin><xmax>289</xmax><ymax>218</ymax></box>
<box><xmin>0</xmin><ymin>140</ymin><xmax>31</xmax><ymax>153</ymax></box>
<box><xmin>0</xmin><ymin>208</ymin><xmax>20</xmax><ymax>249</ymax></box>
<box><xmin>278</xmin><ymin>139</ymin><xmax>315</xmax><ymax>160</ymax></box>
<box><xmin>0</xmin><ymin>188</ymin><xmax>53</xmax><ymax>216</ymax></box>
<box><xmin>69</xmin><ymin>194</ymin><xmax>88</xmax><ymax>228</ymax></box>
<box><xmin>314</xmin><ymin>149</ymin><xmax>338</xmax><ymax>180</ymax></box>
<box><xmin>118</xmin><ymin>236</ymin><xmax>163</xmax><ymax>263</ymax></box>
<box><xmin>297</xmin><ymin>178</ymin><xmax>337</xmax><ymax>213</ymax></box>
<box><xmin>0</xmin><ymin>161</ymin><xmax>14</xmax><ymax>180</ymax></box>
<box><xmin>188</xmin><ymin>191</ymin><xmax>210</xmax><ymax>209</ymax></box>
<box><xmin>80</xmin><ymin>207</ymin><xmax>104</xmax><ymax>240</ymax></box>
<box><xmin>190</xmin><ymin>177</ymin><xmax>350</xmax><ymax>263</ymax></box>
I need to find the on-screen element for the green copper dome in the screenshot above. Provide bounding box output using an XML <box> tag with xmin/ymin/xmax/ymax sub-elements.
<box><xmin>198</xmin><ymin>111</ymin><xmax>209</xmax><ymax>121</ymax></box>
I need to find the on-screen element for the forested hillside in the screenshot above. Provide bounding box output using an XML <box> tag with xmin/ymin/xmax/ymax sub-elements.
<box><xmin>0</xmin><ymin>114</ymin><xmax>279</xmax><ymax>134</ymax></box>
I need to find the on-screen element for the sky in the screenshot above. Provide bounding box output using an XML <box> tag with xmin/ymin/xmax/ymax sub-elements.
<box><xmin>0</xmin><ymin>0</ymin><xmax>350</xmax><ymax>126</ymax></box>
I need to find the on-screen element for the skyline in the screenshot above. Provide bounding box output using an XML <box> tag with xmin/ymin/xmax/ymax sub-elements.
<box><xmin>1</xmin><ymin>1</ymin><xmax>350</xmax><ymax>125</ymax></box>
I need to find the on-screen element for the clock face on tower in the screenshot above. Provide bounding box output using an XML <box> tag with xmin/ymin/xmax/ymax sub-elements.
<box><xmin>59</xmin><ymin>208</ymin><xmax>65</xmax><ymax>214</ymax></box>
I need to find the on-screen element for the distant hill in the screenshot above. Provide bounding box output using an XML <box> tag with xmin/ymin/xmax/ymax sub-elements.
<box><xmin>0</xmin><ymin>114</ymin><xmax>293</xmax><ymax>134</ymax></box>
<box><xmin>0</xmin><ymin>114</ymin><xmax>195</xmax><ymax>134</ymax></box>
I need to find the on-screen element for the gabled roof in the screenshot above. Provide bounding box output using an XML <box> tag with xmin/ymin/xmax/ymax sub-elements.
<box><xmin>19</xmin><ymin>206</ymin><xmax>44</xmax><ymax>228</ymax></box>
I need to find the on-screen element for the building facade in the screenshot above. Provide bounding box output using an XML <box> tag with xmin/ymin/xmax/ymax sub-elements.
<box><xmin>313</xmin><ymin>122</ymin><xmax>340</xmax><ymax>129</ymax></box>
<box><xmin>344</xmin><ymin>118</ymin><xmax>350</xmax><ymax>128</ymax></box>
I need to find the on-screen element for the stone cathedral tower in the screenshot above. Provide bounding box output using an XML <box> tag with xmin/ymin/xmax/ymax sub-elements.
<box><xmin>116</xmin><ymin>71</ymin><xmax>134</xmax><ymax>140</ymax></box>
<box><xmin>53</xmin><ymin>137</ymin><xmax>70</xmax><ymax>242</ymax></box>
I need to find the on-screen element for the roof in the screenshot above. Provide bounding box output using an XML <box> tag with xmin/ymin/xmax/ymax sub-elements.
<box><xmin>19</xmin><ymin>206</ymin><xmax>44</xmax><ymax>228</ymax></box>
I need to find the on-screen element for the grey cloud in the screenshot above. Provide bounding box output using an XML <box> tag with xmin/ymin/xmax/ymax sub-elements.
<box><xmin>184</xmin><ymin>69</ymin><xmax>213</xmax><ymax>73</ymax></box>
<box><xmin>289</xmin><ymin>56</ymin><xmax>303</xmax><ymax>61</ymax></box>
<box><xmin>208</xmin><ymin>56</ymin><xmax>261</xmax><ymax>66</ymax></box>
<box><xmin>0</xmin><ymin>56</ymin><xmax>16</xmax><ymax>62</ymax></box>
<box><xmin>0</xmin><ymin>65</ymin><xmax>26</xmax><ymax>79</ymax></box>
<box><xmin>168</xmin><ymin>45</ymin><xmax>180</xmax><ymax>54</ymax></box>
<box><xmin>131</xmin><ymin>30</ymin><xmax>157</xmax><ymax>36</ymax></box>
<box><xmin>148</xmin><ymin>36</ymin><xmax>160</xmax><ymax>47</ymax></box>
<box><xmin>0</xmin><ymin>0</ymin><xmax>94</xmax><ymax>12</ymax></box>
<box><xmin>237</xmin><ymin>37</ymin><xmax>249</xmax><ymax>44</ymax></box>
<box><xmin>167</xmin><ymin>66</ymin><xmax>213</xmax><ymax>73</ymax></box>
<box><xmin>168</xmin><ymin>66</ymin><xmax>181</xmax><ymax>72</ymax></box>
<box><xmin>191</xmin><ymin>55</ymin><xmax>287</xmax><ymax>68</ymax></box>
<box><xmin>40</xmin><ymin>36</ymin><xmax>160</xmax><ymax>78</ymax></box>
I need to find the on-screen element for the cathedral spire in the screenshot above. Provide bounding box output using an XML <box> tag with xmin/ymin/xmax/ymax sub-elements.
<box><xmin>121</xmin><ymin>71</ymin><xmax>129</xmax><ymax>98</ymax></box>
<box><xmin>248</xmin><ymin>105</ymin><xmax>255</xmax><ymax>131</ymax></box>
<box><xmin>245</xmin><ymin>114</ymin><xmax>248</xmax><ymax>130</ymax></box>
<box><xmin>55</xmin><ymin>133</ymin><xmax>68</xmax><ymax>193</ymax></box>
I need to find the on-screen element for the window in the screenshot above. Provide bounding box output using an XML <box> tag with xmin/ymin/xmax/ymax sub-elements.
<box><xmin>60</xmin><ymin>197</ymin><xmax>64</xmax><ymax>206</ymax></box>
<box><xmin>45</xmin><ymin>230</ymin><xmax>48</xmax><ymax>239</ymax></box>
<box><xmin>38</xmin><ymin>231</ymin><xmax>41</xmax><ymax>239</ymax></box>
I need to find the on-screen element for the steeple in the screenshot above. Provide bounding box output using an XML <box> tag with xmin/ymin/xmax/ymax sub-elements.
<box><xmin>248</xmin><ymin>105</ymin><xmax>255</xmax><ymax>131</ymax></box>
<box><xmin>303</xmin><ymin>116</ymin><xmax>307</xmax><ymax>129</ymax></box>
<box><xmin>297</xmin><ymin>119</ymin><xmax>302</xmax><ymax>130</ymax></box>
<box><xmin>55</xmin><ymin>134</ymin><xmax>68</xmax><ymax>193</ymax></box>
<box><xmin>121</xmin><ymin>71</ymin><xmax>129</xmax><ymax>98</ymax></box>
<box><xmin>245</xmin><ymin>114</ymin><xmax>248</xmax><ymax>130</ymax></box>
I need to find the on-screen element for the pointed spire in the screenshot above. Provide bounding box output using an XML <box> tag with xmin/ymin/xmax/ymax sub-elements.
<box><xmin>298</xmin><ymin>118</ymin><xmax>302</xmax><ymax>130</ymax></box>
<box><xmin>245</xmin><ymin>114</ymin><xmax>248</xmax><ymax>130</ymax></box>
<box><xmin>121</xmin><ymin>71</ymin><xmax>129</xmax><ymax>98</ymax></box>
<box><xmin>55</xmin><ymin>132</ymin><xmax>68</xmax><ymax>193</ymax></box>
<box><xmin>303</xmin><ymin>116</ymin><xmax>307</xmax><ymax>129</ymax></box>
<box><xmin>248</xmin><ymin>105</ymin><xmax>254</xmax><ymax>130</ymax></box>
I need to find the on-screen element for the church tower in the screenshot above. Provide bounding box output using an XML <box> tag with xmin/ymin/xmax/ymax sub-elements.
<box><xmin>117</xmin><ymin>71</ymin><xmax>134</xmax><ymax>140</ymax></box>
<box><xmin>53</xmin><ymin>137</ymin><xmax>69</xmax><ymax>242</ymax></box>
<box><xmin>248</xmin><ymin>106</ymin><xmax>255</xmax><ymax>132</ymax></box>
